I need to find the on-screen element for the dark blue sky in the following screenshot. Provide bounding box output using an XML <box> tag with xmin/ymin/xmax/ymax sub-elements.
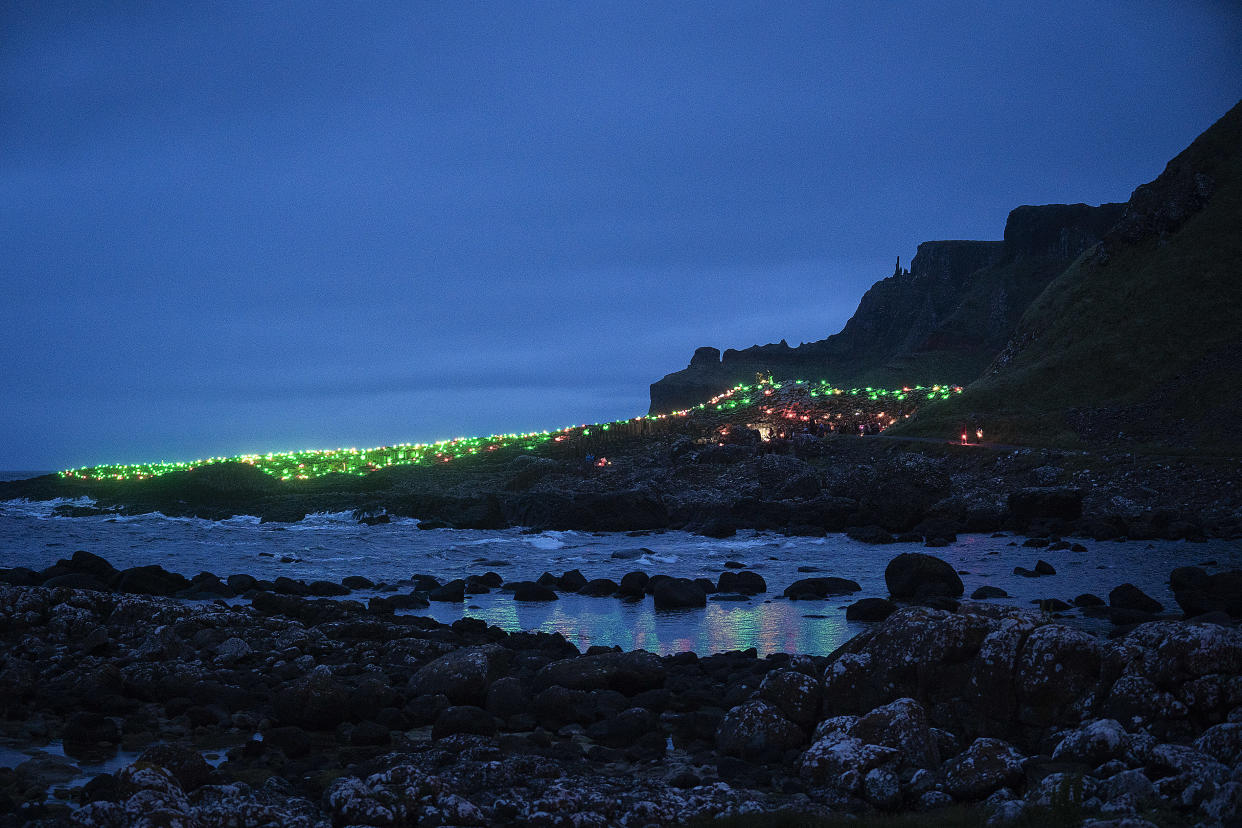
<box><xmin>4</xmin><ymin>2</ymin><xmax>1240</xmax><ymax>470</ymax></box>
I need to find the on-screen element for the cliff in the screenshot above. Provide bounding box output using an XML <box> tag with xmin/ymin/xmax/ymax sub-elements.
<box><xmin>901</xmin><ymin>99</ymin><xmax>1242</xmax><ymax>450</ymax></box>
<box><xmin>650</xmin><ymin>201</ymin><xmax>1123</xmax><ymax>413</ymax></box>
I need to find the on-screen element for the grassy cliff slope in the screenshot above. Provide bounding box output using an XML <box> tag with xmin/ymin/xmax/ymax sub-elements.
<box><xmin>897</xmin><ymin>101</ymin><xmax>1242</xmax><ymax>453</ymax></box>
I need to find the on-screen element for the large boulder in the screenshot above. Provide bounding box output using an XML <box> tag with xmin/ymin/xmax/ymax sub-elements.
<box><xmin>716</xmin><ymin>699</ymin><xmax>806</xmax><ymax>761</ymax></box>
<box><xmin>884</xmin><ymin>553</ymin><xmax>963</xmax><ymax>601</ymax></box>
<box><xmin>407</xmin><ymin>644</ymin><xmax>513</xmax><ymax>706</ymax></box>
<box><xmin>717</xmin><ymin>570</ymin><xmax>767</xmax><ymax>595</ymax></box>
<box><xmin>534</xmin><ymin>651</ymin><xmax>665</xmax><ymax>695</ymax></box>
<box><xmin>652</xmin><ymin>578</ymin><xmax>706</xmax><ymax>610</ymax></box>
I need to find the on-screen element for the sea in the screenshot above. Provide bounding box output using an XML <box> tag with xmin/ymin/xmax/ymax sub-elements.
<box><xmin>0</xmin><ymin>495</ymin><xmax>1236</xmax><ymax>658</ymax></box>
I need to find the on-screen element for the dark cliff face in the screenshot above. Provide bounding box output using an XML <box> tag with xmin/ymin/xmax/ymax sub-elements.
<box><xmin>649</xmin><ymin>202</ymin><xmax>1124</xmax><ymax>414</ymax></box>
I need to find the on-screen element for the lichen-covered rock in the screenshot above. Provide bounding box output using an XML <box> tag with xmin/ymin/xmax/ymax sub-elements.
<box><xmin>942</xmin><ymin>738</ymin><xmax>1025</xmax><ymax>800</ymax></box>
<box><xmin>1014</xmin><ymin>624</ymin><xmax>1102</xmax><ymax>727</ymax></box>
<box><xmin>715</xmin><ymin>699</ymin><xmax>805</xmax><ymax>761</ymax></box>
<box><xmin>862</xmin><ymin>767</ymin><xmax>902</xmax><ymax>810</ymax></box>
<box><xmin>799</xmin><ymin>731</ymin><xmax>899</xmax><ymax>786</ymax></box>
<box><xmin>1194</xmin><ymin>721</ymin><xmax>1242</xmax><ymax>765</ymax></box>
<box><xmin>1104</xmin><ymin>674</ymin><xmax>1188</xmax><ymax>729</ymax></box>
<box><xmin>849</xmin><ymin>697</ymin><xmax>940</xmax><ymax>770</ymax></box>
<box><xmin>757</xmin><ymin>669</ymin><xmax>821</xmax><ymax>730</ymax></box>
<box><xmin>1051</xmin><ymin>719</ymin><xmax>1131</xmax><ymax>765</ymax></box>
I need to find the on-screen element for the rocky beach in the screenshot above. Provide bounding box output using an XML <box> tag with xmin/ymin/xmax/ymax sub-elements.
<box><xmin>2</xmin><ymin>535</ymin><xmax>1242</xmax><ymax>826</ymax></box>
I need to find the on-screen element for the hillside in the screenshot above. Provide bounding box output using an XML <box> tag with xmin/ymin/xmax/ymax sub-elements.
<box><xmin>649</xmin><ymin>203</ymin><xmax>1123</xmax><ymax>413</ymax></box>
<box><xmin>899</xmin><ymin>99</ymin><xmax>1242</xmax><ymax>452</ymax></box>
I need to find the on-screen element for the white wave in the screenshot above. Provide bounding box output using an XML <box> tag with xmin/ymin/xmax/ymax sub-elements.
<box><xmin>0</xmin><ymin>496</ymin><xmax>97</xmax><ymax>519</ymax></box>
<box><xmin>638</xmin><ymin>554</ymin><xmax>679</xmax><ymax>565</ymax></box>
<box><xmin>525</xmin><ymin>532</ymin><xmax>567</xmax><ymax>551</ymax></box>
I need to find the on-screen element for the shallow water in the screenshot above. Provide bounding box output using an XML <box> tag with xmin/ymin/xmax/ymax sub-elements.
<box><xmin>1</xmin><ymin>498</ymin><xmax>1238</xmax><ymax>657</ymax></box>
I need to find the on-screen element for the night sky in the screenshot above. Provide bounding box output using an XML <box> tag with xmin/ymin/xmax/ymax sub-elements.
<box><xmin>4</xmin><ymin>2</ymin><xmax>1240</xmax><ymax>471</ymax></box>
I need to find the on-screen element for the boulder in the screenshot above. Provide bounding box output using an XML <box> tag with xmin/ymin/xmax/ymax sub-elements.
<box><xmin>971</xmin><ymin>586</ymin><xmax>1008</xmax><ymax>599</ymax></box>
<box><xmin>717</xmin><ymin>570</ymin><xmax>767</xmax><ymax>595</ymax></box>
<box><xmin>580</xmin><ymin>578</ymin><xmax>619</xmax><ymax>597</ymax></box>
<box><xmin>112</xmin><ymin>565</ymin><xmax>191</xmax><ymax>596</ymax></box>
<box><xmin>942</xmin><ymin>737</ymin><xmax>1025</xmax><ymax>800</ymax></box>
<box><xmin>849</xmin><ymin>697</ymin><xmax>940</xmax><ymax>770</ymax></box>
<box><xmin>884</xmin><ymin>553</ymin><xmax>963</xmax><ymax>600</ymax></box>
<box><xmin>618</xmin><ymin>571</ymin><xmax>649</xmax><ymax>597</ymax></box>
<box><xmin>652</xmin><ymin>578</ymin><xmax>706</xmax><ymax>610</ymax></box>
<box><xmin>845</xmin><ymin>597</ymin><xmax>897</xmax><ymax>621</ymax></box>
<box><xmin>271</xmin><ymin>672</ymin><xmax>351</xmax><ymax>730</ymax></box>
<box><xmin>1109</xmin><ymin>583</ymin><xmax>1162</xmax><ymax>614</ymax></box>
<box><xmin>757</xmin><ymin>670</ymin><xmax>821</xmax><ymax>730</ymax></box>
<box><xmin>716</xmin><ymin>699</ymin><xmax>805</xmax><ymax>761</ymax></box>
<box><xmin>429</xmin><ymin>580</ymin><xmax>466</xmax><ymax>602</ymax></box>
<box><xmin>135</xmin><ymin>744</ymin><xmax>213</xmax><ymax>792</ymax></box>
<box><xmin>799</xmin><ymin>731</ymin><xmax>899</xmax><ymax>785</ymax></box>
<box><xmin>781</xmin><ymin>577</ymin><xmax>862</xmax><ymax>600</ymax></box>
<box><xmin>407</xmin><ymin>644</ymin><xmax>513</xmax><ymax>706</ymax></box>
<box><xmin>1051</xmin><ymin>719</ymin><xmax>1133</xmax><ymax>765</ymax></box>
<box><xmin>534</xmin><ymin>651</ymin><xmax>665</xmax><ymax>695</ymax></box>
<box><xmin>513</xmin><ymin>582</ymin><xmax>558</xmax><ymax>602</ymax></box>
<box><xmin>557</xmin><ymin>569</ymin><xmax>588</xmax><ymax>592</ymax></box>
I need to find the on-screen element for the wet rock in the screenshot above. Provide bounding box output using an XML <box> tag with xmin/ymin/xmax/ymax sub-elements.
<box><xmin>342</xmin><ymin>575</ymin><xmax>375</xmax><ymax>589</ymax></box>
<box><xmin>580</xmin><ymin>578</ymin><xmax>619</xmax><ymax>597</ymax></box>
<box><xmin>429</xmin><ymin>579</ymin><xmax>466</xmax><ymax>602</ymax></box>
<box><xmin>884</xmin><ymin>553</ymin><xmax>963</xmax><ymax>600</ymax></box>
<box><xmin>513</xmin><ymin>582</ymin><xmax>558</xmax><ymax>602</ymax></box>
<box><xmin>716</xmin><ymin>699</ymin><xmax>806</xmax><ymax>761</ymax></box>
<box><xmin>1075</xmin><ymin>593</ymin><xmax>1105</xmax><ymax>607</ymax></box>
<box><xmin>43</xmin><ymin>573</ymin><xmax>109</xmax><ymax>591</ymax></box>
<box><xmin>971</xmin><ymin>586</ymin><xmax>1008</xmax><ymax>599</ymax></box>
<box><xmin>845</xmin><ymin>597</ymin><xmax>896</xmax><ymax>621</ymax></box>
<box><xmin>557</xmin><ymin>569</ymin><xmax>588</xmax><ymax>593</ymax></box>
<box><xmin>717</xmin><ymin>570</ymin><xmax>766</xmax><ymax>595</ymax></box>
<box><xmin>652</xmin><ymin>578</ymin><xmax>706</xmax><ymax>610</ymax></box>
<box><xmin>1034</xmin><ymin>560</ymin><xmax>1056</xmax><ymax>576</ymax></box>
<box><xmin>618</xmin><ymin>571</ymin><xmax>649</xmax><ymax>597</ymax></box>
<box><xmin>943</xmin><ymin>737</ymin><xmax>1025</xmax><ymax>800</ymax></box>
<box><xmin>781</xmin><ymin>577</ymin><xmax>861</xmax><ymax>600</ymax></box>
<box><xmin>586</xmin><ymin>706</ymin><xmax>657</xmax><ymax>748</ymax></box>
<box><xmin>1109</xmin><ymin>584</ymin><xmax>1162</xmax><ymax>614</ymax></box>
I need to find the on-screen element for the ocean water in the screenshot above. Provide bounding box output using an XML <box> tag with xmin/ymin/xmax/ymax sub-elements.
<box><xmin>1</xmin><ymin>497</ymin><xmax>1236</xmax><ymax>657</ymax></box>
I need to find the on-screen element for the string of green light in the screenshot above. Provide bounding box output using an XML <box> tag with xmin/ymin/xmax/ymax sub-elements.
<box><xmin>60</xmin><ymin>380</ymin><xmax>961</xmax><ymax>482</ymax></box>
